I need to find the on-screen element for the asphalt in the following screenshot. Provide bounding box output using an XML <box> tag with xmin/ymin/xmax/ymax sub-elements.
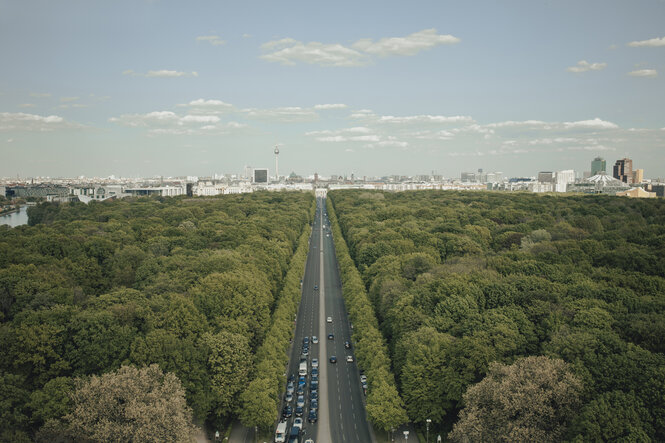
<box><xmin>232</xmin><ymin>196</ymin><xmax>373</xmax><ymax>443</ymax></box>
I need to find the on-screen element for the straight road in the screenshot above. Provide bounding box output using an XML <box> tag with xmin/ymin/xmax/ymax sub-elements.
<box><xmin>319</xmin><ymin>198</ymin><xmax>373</xmax><ymax>443</ymax></box>
<box><xmin>265</xmin><ymin>196</ymin><xmax>373</xmax><ymax>443</ymax></box>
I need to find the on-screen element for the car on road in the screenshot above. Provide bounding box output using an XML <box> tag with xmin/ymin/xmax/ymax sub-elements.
<box><xmin>344</xmin><ymin>341</ymin><xmax>351</xmax><ymax>349</ymax></box>
<box><xmin>296</xmin><ymin>386</ymin><xmax>304</xmax><ymax>396</ymax></box>
<box><xmin>288</xmin><ymin>373</ymin><xmax>295</xmax><ymax>383</ymax></box>
<box><xmin>314</xmin><ymin>285</ymin><xmax>318</xmax><ymax>290</ymax></box>
<box><xmin>298</xmin><ymin>376</ymin><xmax>306</xmax><ymax>386</ymax></box>
<box><xmin>304</xmin><ymin>440</ymin><xmax>314</xmax><ymax>443</ymax></box>
<box><xmin>285</xmin><ymin>393</ymin><xmax>293</xmax><ymax>403</ymax></box>
<box><xmin>330</xmin><ymin>355</ymin><xmax>337</xmax><ymax>363</ymax></box>
<box><xmin>296</xmin><ymin>395</ymin><xmax>305</xmax><ymax>408</ymax></box>
<box><xmin>286</xmin><ymin>382</ymin><xmax>294</xmax><ymax>394</ymax></box>
<box><xmin>301</xmin><ymin>347</ymin><xmax>309</xmax><ymax>356</ymax></box>
<box><xmin>360</xmin><ymin>375</ymin><xmax>367</xmax><ymax>383</ymax></box>
<box><xmin>312</xmin><ymin>336</ymin><xmax>318</xmax><ymax>344</ymax></box>
<box><xmin>327</xmin><ymin>316</ymin><xmax>332</xmax><ymax>323</ymax></box>
<box><xmin>346</xmin><ymin>355</ymin><xmax>354</xmax><ymax>363</ymax></box>
<box><xmin>295</xmin><ymin>406</ymin><xmax>303</xmax><ymax>417</ymax></box>
<box><xmin>293</xmin><ymin>417</ymin><xmax>303</xmax><ymax>430</ymax></box>
<box><xmin>327</xmin><ymin>333</ymin><xmax>334</xmax><ymax>340</ymax></box>
<box><xmin>310</xmin><ymin>390</ymin><xmax>318</xmax><ymax>400</ymax></box>
<box><xmin>311</xmin><ymin>368</ymin><xmax>319</xmax><ymax>377</ymax></box>
<box><xmin>282</xmin><ymin>405</ymin><xmax>292</xmax><ymax>418</ymax></box>
<box><xmin>311</xmin><ymin>358</ymin><xmax>318</xmax><ymax>368</ymax></box>
<box><xmin>303</xmin><ymin>336</ymin><xmax>309</xmax><ymax>345</ymax></box>
<box><xmin>310</xmin><ymin>399</ymin><xmax>318</xmax><ymax>411</ymax></box>
<box><xmin>308</xmin><ymin>409</ymin><xmax>318</xmax><ymax>423</ymax></box>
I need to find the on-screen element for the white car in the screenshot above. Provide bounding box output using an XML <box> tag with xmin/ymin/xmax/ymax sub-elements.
<box><xmin>360</xmin><ymin>375</ymin><xmax>367</xmax><ymax>383</ymax></box>
<box><xmin>293</xmin><ymin>417</ymin><xmax>303</xmax><ymax>430</ymax></box>
<box><xmin>312</xmin><ymin>336</ymin><xmax>318</xmax><ymax>344</ymax></box>
<box><xmin>346</xmin><ymin>355</ymin><xmax>354</xmax><ymax>363</ymax></box>
<box><xmin>311</xmin><ymin>358</ymin><xmax>319</xmax><ymax>368</ymax></box>
<box><xmin>327</xmin><ymin>316</ymin><xmax>332</xmax><ymax>323</ymax></box>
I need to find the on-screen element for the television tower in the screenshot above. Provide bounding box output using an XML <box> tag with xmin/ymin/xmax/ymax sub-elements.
<box><xmin>274</xmin><ymin>145</ymin><xmax>280</xmax><ymax>182</ymax></box>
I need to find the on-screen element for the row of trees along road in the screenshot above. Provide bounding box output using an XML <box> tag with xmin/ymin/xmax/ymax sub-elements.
<box><xmin>326</xmin><ymin>198</ymin><xmax>409</xmax><ymax>432</ymax></box>
<box><xmin>0</xmin><ymin>192</ymin><xmax>315</xmax><ymax>442</ymax></box>
<box><xmin>329</xmin><ymin>189</ymin><xmax>665</xmax><ymax>442</ymax></box>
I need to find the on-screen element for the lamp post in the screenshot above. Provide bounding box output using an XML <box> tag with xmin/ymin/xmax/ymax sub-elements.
<box><xmin>403</xmin><ymin>430</ymin><xmax>409</xmax><ymax>442</ymax></box>
<box><xmin>426</xmin><ymin>419</ymin><xmax>431</xmax><ymax>443</ymax></box>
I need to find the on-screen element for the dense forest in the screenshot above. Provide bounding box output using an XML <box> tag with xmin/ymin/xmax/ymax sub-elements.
<box><xmin>0</xmin><ymin>192</ymin><xmax>314</xmax><ymax>441</ymax></box>
<box><xmin>329</xmin><ymin>190</ymin><xmax>665</xmax><ymax>442</ymax></box>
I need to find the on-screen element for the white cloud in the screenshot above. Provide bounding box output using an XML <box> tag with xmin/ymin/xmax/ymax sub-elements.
<box><xmin>314</xmin><ymin>103</ymin><xmax>348</xmax><ymax>110</ymax></box>
<box><xmin>628</xmin><ymin>69</ymin><xmax>657</xmax><ymax>77</ymax></box>
<box><xmin>627</xmin><ymin>36</ymin><xmax>665</xmax><ymax>47</ymax></box>
<box><xmin>378</xmin><ymin>114</ymin><xmax>473</xmax><ymax>124</ymax></box>
<box><xmin>260</xmin><ymin>40</ymin><xmax>366</xmax><ymax>67</ymax></box>
<box><xmin>18</xmin><ymin>103</ymin><xmax>36</xmax><ymax>108</ymax></box>
<box><xmin>180</xmin><ymin>115</ymin><xmax>220</xmax><ymax>124</ymax></box>
<box><xmin>0</xmin><ymin>112</ymin><xmax>79</xmax><ymax>132</ymax></box>
<box><xmin>317</xmin><ymin>135</ymin><xmax>347</xmax><ymax>142</ymax></box>
<box><xmin>147</xmin><ymin>70</ymin><xmax>197</xmax><ymax>78</ymax></box>
<box><xmin>196</xmin><ymin>35</ymin><xmax>225</xmax><ymax>46</ymax></box>
<box><xmin>351</xmin><ymin>28</ymin><xmax>460</xmax><ymax>57</ymax></box>
<box><xmin>60</xmin><ymin>96</ymin><xmax>79</xmax><ymax>102</ymax></box>
<box><xmin>563</xmin><ymin>118</ymin><xmax>618</xmax><ymax>129</ymax></box>
<box><xmin>377</xmin><ymin>139</ymin><xmax>409</xmax><ymax>148</ymax></box>
<box><xmin>567</xmin><ymin>60</ymin><xmax>607</xmax><ymax>73</ymax></box>
<box><xmin>178</xmin><ymin>98</ymin><xmax>234</xmax><ymax>115</ymax></box>
<box><xmin>486</xmin><ymin>120</ymin><xmax>548</xmax><ymax>128</ymax></box>
<box><xmin>30</xmin><ymin>92</ymin><xmax>51</xmax><ymax>98</ymax></box>
<box><xmin>306</xmin><ymin>126</ymin><xmax>372</xmax><ymax>136</ymax></box>
<box><xmin>261</xmin><ymin>28</ymin><xmax>459</xmax><ymax>67</ymax></box>
<box><xmin>123</xmin><ymin>69</ymin><xmax>198</xmax><ymax>78</ymax></box>
<box><xmin>242</xmin><ymin>106</ymin><xmax>318</xmax><ymax>122</ymax></box>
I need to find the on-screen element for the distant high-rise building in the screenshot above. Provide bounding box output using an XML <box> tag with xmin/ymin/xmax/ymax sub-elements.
<box><xmin>555</xmin><ymin>169</ymin><xmax>576</xmax><ymax>192</ymax></box>
<box><xmin>591</xmin><ymin>157</ymin><xmax>606</xmax><ymax>175</ymax></box>
<box><xmin>253</xmin><ymin>168</ymin><xmax>268</xmax><ymax>183</ymax></box>
<box><xmin>461</xmin><ymin>172</ymin><xmax>476</xmax><ymax>182</ymax></box>
<box><xmin>244</xmin><ymin>165</ymin><xmax>253</xmax><ymax>180</ymax></box>
<box><xmin>274</xmin><ymin>145</ymin><xmax>280</xmax><ymax>182</ymax></box>
<box><xmin>632</xmin><ymin>168</ymin><xmax>644</xmax><ymax>183</ymax></box>
<box><xmin>613</xmin><ymin>158</ymin><xmax>633</xmax><ymax>184</ymax></box>
<box><xmin>538</xmin><ymin>171</ymin><xmax>555</xmax><ymax>183</ymax></box>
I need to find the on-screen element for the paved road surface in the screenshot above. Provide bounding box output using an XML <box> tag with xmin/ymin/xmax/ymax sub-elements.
<box><xmin>233</xmin><ymin>197</ymin><xmax>373</xmax><ymax>443</ymax></box>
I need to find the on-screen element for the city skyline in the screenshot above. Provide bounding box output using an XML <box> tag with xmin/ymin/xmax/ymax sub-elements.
<box><xmin>1</xmin><ymin>0</ymin><xmax>664</xmax><ymax>178</ymax></box>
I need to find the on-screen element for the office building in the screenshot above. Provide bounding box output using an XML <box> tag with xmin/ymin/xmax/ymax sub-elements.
<box><xmin>538</xmin><ymin>172</ymin><xmax>555</xmax><ymax>183</ymax></box>
<box><xmin>253</xmin><ymin>168</ymin><xmax>268</xmax><ymax>183</ymax></box>
<box><xmin>613</xmin><ymin>158</ymin><xmax>633</xmax><ymax>184</ymax></box>
<box><xmin>591</xmin><ymin>157</ymin><xmax>606</xmax><ymax>176</ymax></box>
<box><xmin>632</xmin><ymin>169</ymin><xmax>644</xmax><ymax>184</ymax></box>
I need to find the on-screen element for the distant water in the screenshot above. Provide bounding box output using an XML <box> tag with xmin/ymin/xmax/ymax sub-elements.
<box><xmin>0</xmin><ymin>207</ymin><xmax>29</xmax><ymax>227</ymax></box>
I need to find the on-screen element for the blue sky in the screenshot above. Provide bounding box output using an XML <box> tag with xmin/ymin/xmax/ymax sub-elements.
<box><xmin>1</xmin><ymin>0</ymin><xmax>664</xmax><ymax>179</ymax></box>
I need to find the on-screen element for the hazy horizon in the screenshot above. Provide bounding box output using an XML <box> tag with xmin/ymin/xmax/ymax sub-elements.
<box><xmin>1</xmin><ymin>0</ymin><xmax>664</xmax><ymax>179</ymax></box>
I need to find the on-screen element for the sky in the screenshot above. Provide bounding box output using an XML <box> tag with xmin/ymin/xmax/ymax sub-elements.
<box><xmin>1</xmin><ymin>0</ymin><xmax>664</xmax><ymax>179</ymax></box>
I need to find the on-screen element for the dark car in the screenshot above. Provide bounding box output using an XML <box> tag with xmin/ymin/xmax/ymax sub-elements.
<box><xmin>327</xmin><ymin>333</ymin><xmax>334</xmax><ymax>340</ymax></box>
<box><xmin>298</xmin><ymin>376</ymin><xmax>306</xmax><ymax>386</ymax></box>
<box><xmin>282</xmin><ymin>405</ymin><xmax>293</xmax><ymax>418</ymax></box>
<box><xmin>296</xmin><ymin>385</ymin><xmax>304</xmax><ymax>396</ymax></box>
<box><xmin>308</xmin><ymin>409</ymin><xmax>318</xmax><ymax>423</ymax></box>
<box><xmin>311</xmin><ymin>368</ymin><xmax>319</xmax><ymax>377</ymax></box>
<box><xmin>295</xmin><ymin>406</ymin><xmax>304</xmax><ymax>417</ymax></box>
<box><xmin>314</xmin><ymin>285</ymin><xmax>318</xmax><ymax>290</ymax></box>
<box><xmin>310</xmin><ymin>399</ymin><xmax>318</xmax><ymax>411</ymax></box>
<box><xmin>329</xmin><ymin>355</ymin><xmax>337</xmax><ymax>363</ymax></box>
<box><xmin>310</xmin><ymin>389</ymin><xmax>318</xmax><ymax>400</ymax></box>
<box><xmin>288</xmin><ymin>373</ymin><xmax>295</xmax><ymax>383</ymax></box>
<box><xmin>344</xmin><ymin>341</ymin><xmax>351</xmax><ymax>349</ymax></box>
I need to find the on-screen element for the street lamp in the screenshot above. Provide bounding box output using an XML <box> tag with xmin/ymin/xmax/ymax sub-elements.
<box><xmin>403</xmin><ymin>430</ymin><xmax>409</xmax><ymax>442</ymax></box>
<box><xmin>426</xmin><ymin>419</ymin><xmax>431</xmax><ymax>443</ymax></box>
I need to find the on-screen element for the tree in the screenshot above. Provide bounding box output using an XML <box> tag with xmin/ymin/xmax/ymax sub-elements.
<box><xmin>64</xmin><ymin>364</ymin><xmax>198</xmax><ymax>443</ymax></box>
<box><xmin>449</xmin><ymin>356</ymin><xmax>582</xmax><ymax>443</ymax></box>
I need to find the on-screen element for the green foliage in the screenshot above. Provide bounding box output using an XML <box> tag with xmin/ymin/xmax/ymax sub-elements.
<box><xmin>329</xmin><ymin>189</ymin><xmax>665</xmax><ymax>440</ymax></box>
<box><xmin>327</xmin><ymin>198</ymin><xmax>408</xmax><ymax>431</ymax></box>
<box><xmin>0</xmin><ymin>192</ymin><xmax>315</xmax><ymax>437</ymax></box>
<box><xmin>449</xmin><ymin>356</ymin><xmax>582</xmax><ymax>443</ymax></box>
<box><xmin>64</xmin><ymin>364</ymin><xmax>198</xmax><ymax>443</ymax></box>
